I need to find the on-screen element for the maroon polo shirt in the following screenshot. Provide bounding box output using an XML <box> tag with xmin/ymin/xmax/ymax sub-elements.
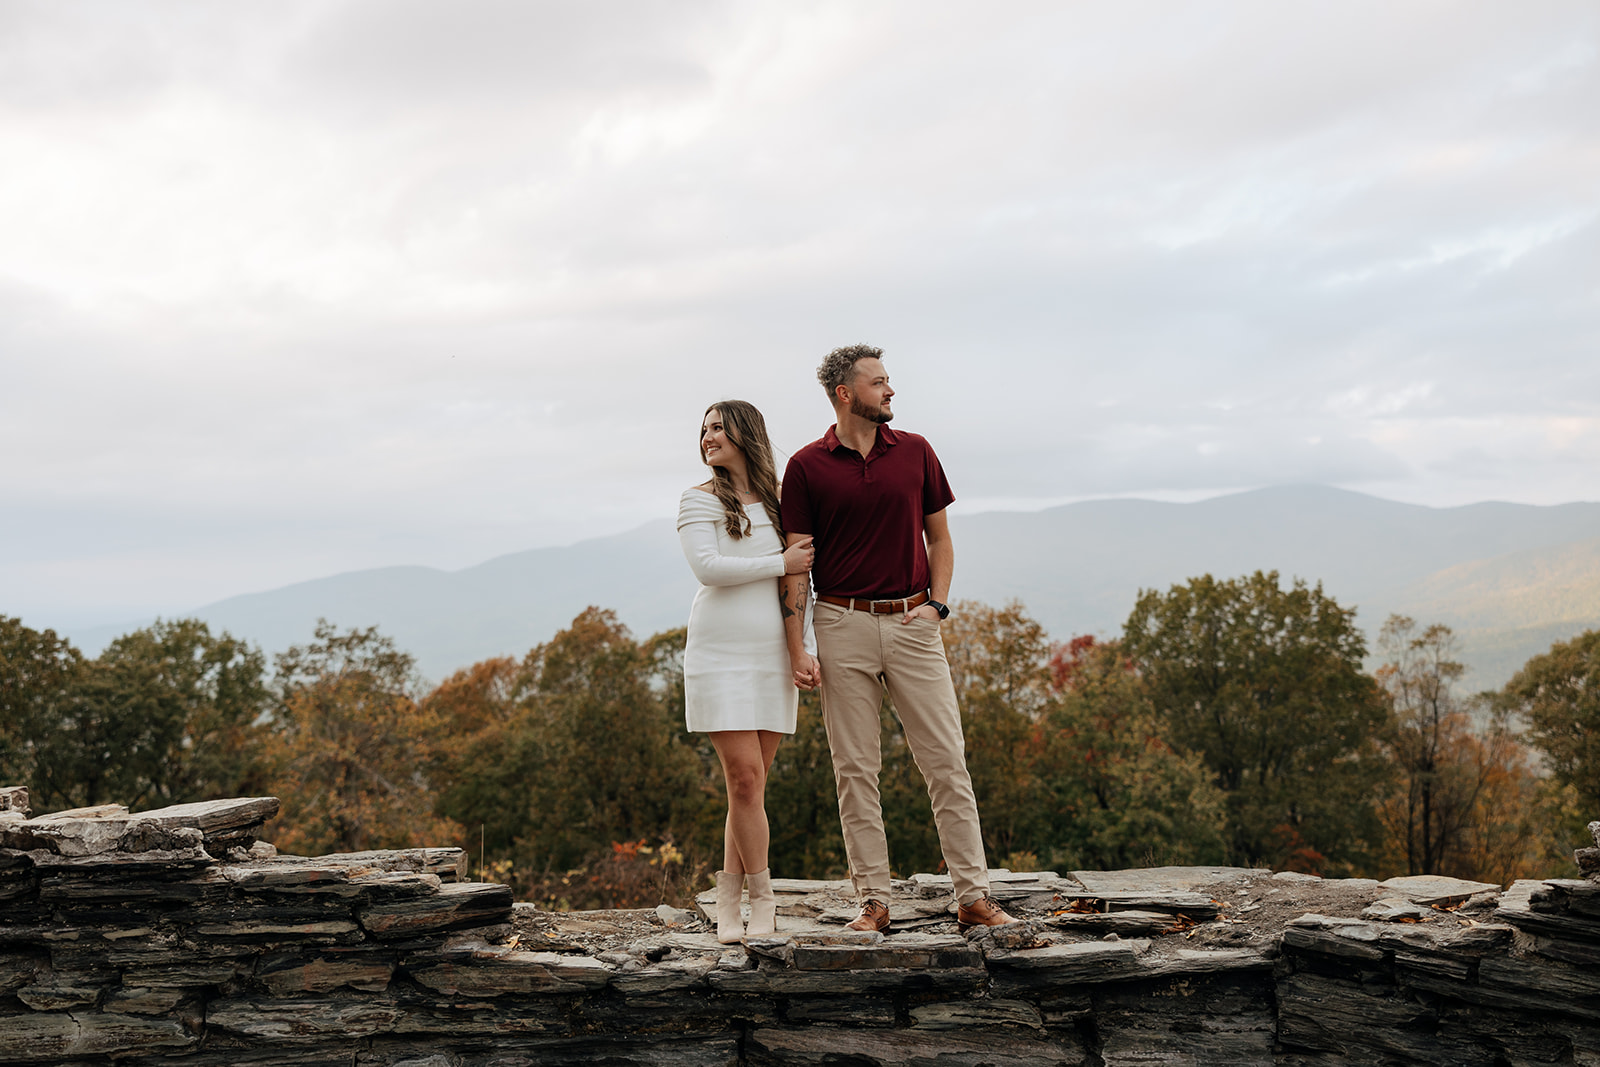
<box><xmin>780</xmin><ymin>424</ymin><xmax>955</xmax><ymax>599</ymax></box>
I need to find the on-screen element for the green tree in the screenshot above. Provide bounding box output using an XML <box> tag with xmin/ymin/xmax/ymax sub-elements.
<box><xmin>1500</xmin><ymin>629</ymin><xmax>1600</xmax><ymax>843</ymax></box>
<box><xmin>0</xmin><ymin>617</ymin><xmax>81</xmax><ymax>802</ymax></box>
<box><xmin>439</xmin><ymin>609</ymin><xmax>705</xmax><ymax>877</ymax></box>
<box><xmin>87</xmin><ymin>620</ymin><xmax>268</xmax><ymax>807</ymax></box>
<box><xmin>1372</xmin><ymin>616</ymin><xmax>1489</xmax><ymax>877</ymax></box>
<box><xmin>1039</xmin><ymin>635</ymin><xmax>1227</xmax><ymax>870</ymax></box>
<box><xmin>943</xmin><ymin>601</ymin><xmax>1051</xmax><ymax>862</ymax></box>
<box><xmin>265</xmin><ymin>620</ymin><xmax>459</xmax><ymax>855</ymax></box>
<box><xmin>416</xmin><ymin>654</ymin><xmax>526</xmax><ymax>864</ymax></box>
<box><xmin>7</xmin><ymin>617</ymin><xmax>268</xmax><ymax>812</ymax></box>
<box><xmin>1123</xmin><ymin>572</ymin><xmax>1388</xmax><ymax>872</ymax></box>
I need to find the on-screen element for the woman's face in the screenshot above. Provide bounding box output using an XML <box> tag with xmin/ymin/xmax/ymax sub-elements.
<box><xmin>701</xmin><ymin>408</ymin><xmax>744</xmax><ymax>467</ymax></box>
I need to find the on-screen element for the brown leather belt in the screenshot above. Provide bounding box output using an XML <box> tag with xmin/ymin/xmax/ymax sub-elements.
<box><xmin>817</xmin><ymin>590</ymin><xmax>929</xmax><ymax>615</ymax></box>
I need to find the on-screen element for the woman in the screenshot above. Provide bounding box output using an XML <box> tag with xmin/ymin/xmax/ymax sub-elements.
<box><xmin>677</xmin><ymin>400</ymin><xmax>814</xmax><ymax>943</ymax></box>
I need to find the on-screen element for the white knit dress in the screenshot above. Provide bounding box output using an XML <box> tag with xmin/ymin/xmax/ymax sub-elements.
<box><xmin>677</xmin><ymin>488</ymin><xmax>809</xmax><ymax>734</ymax></box>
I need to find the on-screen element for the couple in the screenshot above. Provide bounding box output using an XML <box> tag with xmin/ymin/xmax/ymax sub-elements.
<box><xmin>676</xmin><ymin>344</ymin><xmax>1018</xmax><ymax>943</ymax></box>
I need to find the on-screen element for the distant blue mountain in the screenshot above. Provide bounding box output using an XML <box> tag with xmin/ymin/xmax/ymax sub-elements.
<box><xmin>69</xmin><ymin>486</ymin><xmax>1600</xmax><ymax>690</ymax></box>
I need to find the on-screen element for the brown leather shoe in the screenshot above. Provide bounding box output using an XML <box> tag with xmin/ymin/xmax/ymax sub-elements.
<box><xmin>845</xmin><ymin>899</ymin><xmax>891</xmax><ymax>933</ymax></box>
<box><xmin>956</xmin><ymin>894</ymin><xmax>1018</xmax><ymax>930</ymax></box>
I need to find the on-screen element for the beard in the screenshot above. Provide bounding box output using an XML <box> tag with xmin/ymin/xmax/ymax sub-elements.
<box><xmin>849</xmin><ymin>396</ymin><xmax>893</xmax><ymax>424</ymax></box>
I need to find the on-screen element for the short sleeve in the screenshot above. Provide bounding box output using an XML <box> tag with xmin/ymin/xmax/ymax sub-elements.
<box><xmin>780</xmin><ymin>455</ymin><xmax>813</xmax><ymax>535</ymax></box>
<box><xmin>921</xmin><ymin>440</ymin><xmax>955</xmax><ymax>515</ymax></box>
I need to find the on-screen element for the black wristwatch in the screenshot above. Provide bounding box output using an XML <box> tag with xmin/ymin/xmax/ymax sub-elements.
<box><xmin>927</xmin><ymin>598</ymin><xmax>950</xmax><ymax>620</ymax></box>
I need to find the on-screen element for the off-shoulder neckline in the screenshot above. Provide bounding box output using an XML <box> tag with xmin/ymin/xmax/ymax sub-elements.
<box><xmin>684</xmin><ymin>485</ymin><xmax>771</xmax><ymax>508</ymax></box>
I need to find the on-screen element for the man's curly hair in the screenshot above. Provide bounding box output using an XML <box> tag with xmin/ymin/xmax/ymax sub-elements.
<box><xmin>816</xmin><ymin>344</ymin><xmax>884</xmax><ymax>399</ymax></box>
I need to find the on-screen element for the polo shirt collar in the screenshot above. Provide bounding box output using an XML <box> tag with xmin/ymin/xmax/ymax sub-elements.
<box><xmin>824</xmin><ymin>423</ymin><xmax>900</xmax><ymax>455</ymax></box>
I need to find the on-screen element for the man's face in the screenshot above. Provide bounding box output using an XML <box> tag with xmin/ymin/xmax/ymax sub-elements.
<box><xmin>844</xmin><ymin>357</ymin><xmax>894</xmax><ymax>423</ymax></box>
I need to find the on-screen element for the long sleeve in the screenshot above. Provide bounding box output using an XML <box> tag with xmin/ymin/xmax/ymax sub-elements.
<box><xmin>679</xmin><ymin>517</ymin><xmax>786</xmax><ymax>587</ymax></box>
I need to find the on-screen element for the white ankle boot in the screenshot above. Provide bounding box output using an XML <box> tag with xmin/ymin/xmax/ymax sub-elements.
<box><xmin>745</xmin><ymin>869</ymin><xmax>776</xmax><ymax>937</ymax></box>
<box><xmin>714</xmin><ymin>870</ymin><xmax>744</xmax><ymax>944</ymax></box>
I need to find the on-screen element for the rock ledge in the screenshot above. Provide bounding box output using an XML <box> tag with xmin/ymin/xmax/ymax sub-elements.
<box><xmin>2</xmin><ymin>793</ymin><xmax>1597</xmax><ymax>1066</ymax></box>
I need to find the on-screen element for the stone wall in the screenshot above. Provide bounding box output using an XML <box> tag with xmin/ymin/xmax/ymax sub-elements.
<box><xmin>2</xmin><ymin>785</ymin><xmax>1597</xmax><ymax>1066</ymax></box>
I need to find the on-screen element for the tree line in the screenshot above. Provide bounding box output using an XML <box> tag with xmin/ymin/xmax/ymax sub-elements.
<box><xmin>2</xmin><ymin>570</ymin><xmax>1595</xmax><ymax>906</ymax></box>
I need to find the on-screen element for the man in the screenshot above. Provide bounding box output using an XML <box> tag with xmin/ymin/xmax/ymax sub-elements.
<box><xmin>779</xmin><ymin>344</ymin><xmax>1017</xmax><ymax>933</ymax></box>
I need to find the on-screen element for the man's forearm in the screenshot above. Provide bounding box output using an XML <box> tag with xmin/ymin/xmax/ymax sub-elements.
<box><xmin>928</xmin><ymin>538</ymin><xmax>954</xmax><ymax>603</ymax></box>
<box><xmin>780</xmin><ymin>572</ymin><xmax>810</xmax><ymax>655</ymax></box>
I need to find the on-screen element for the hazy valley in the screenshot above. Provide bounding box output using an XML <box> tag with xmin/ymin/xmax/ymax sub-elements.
<box><xmin>70</xmin><ymin>485</ymin><xmax>1600</xmax><ymax>690</ymax></box>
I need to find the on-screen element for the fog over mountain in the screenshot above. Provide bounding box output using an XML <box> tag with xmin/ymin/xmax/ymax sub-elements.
<box><xmin>69</xmin><ymin>487</ymin><xmax>1600</xmax><ymax>692</ymax></box>
<box><xmin>3</xmin><ymin>5</ymin><xmax>1597</xmax><ymax>632</ymax></box>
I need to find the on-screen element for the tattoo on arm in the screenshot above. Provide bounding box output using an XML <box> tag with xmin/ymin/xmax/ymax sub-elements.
<box><xmin>781</xmin><ymin>587</ymin><xmax>796</xmax><ymax>620</ymax></box>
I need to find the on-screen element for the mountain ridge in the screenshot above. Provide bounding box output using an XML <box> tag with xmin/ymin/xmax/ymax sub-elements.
<box><xmin>64</xmin><ymin>486</ymin><xmax>1600</xmax><ymax>691</ymax></box>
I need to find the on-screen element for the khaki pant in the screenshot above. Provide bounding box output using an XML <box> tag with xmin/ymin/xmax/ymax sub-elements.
<box><xmin>813</xmin><ymin>600</ymin><xmax>990</xmax><ymax>906</ymax></box>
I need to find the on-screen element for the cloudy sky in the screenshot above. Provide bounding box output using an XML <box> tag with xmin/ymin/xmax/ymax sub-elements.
<box><xmin>4</xmin><ymin>1</ymin><xmax>1597</xmax><ymax>630</ymax></box>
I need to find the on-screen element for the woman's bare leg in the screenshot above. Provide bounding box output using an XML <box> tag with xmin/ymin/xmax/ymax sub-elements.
<box><xmin>711</xmin><ymin>730</ymin><xmax>783</xmax><ymax>875</ymax></box>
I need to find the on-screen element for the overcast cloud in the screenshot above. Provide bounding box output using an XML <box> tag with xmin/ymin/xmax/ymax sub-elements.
<box><xmin>2</xmin><ymin>1</ymin><xmax>1597</xmax><ymax>629</ymax></box>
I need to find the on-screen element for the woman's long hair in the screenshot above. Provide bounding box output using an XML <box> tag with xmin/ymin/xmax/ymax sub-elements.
<box><xmin>700</xmin><ymin>400</ymin><xmax>784</xmax><ymax>541</ymax></box>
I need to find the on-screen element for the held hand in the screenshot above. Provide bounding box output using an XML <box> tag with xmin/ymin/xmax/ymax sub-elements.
<box><xmin>782</xmin><ymin>536</ymin><xmax>815</xmax><ymax>575</ymax></box>
<box><xmin>900</xmin><ymin>603</ymin><xmax>942</xmax><ymax>626</ymax></box>
<box><xmin>791</xmin><ymin>651</ymin><xmax>822</xmax><ymax>690</ymax></box>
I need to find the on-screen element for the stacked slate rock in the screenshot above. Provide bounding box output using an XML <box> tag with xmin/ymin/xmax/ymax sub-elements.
<box><xmin>0</xmin><ymin>788</ymin><xmax>516</xmax><ymax>1067</ymax></box>
<box><xmin>1495</xmin><ymin>819</ymin><xmax>1600</xmax><ymax>971</ymax></box>
<box><xmin>5</xmin><ymin>786</ymin><xmax>1600</xmax><ymax>1067</ymax></box>
<box><xmin>1275</xmin><ymin>849</ymin><xmax>1600</xmax><ymax>1064</ymax></box>
<box><xmin>705</xmin><ymin>867</ymin><xmax>1283</xmax><ymax>1065</ymax></box>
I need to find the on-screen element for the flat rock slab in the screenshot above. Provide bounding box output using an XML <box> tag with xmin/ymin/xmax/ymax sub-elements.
<box><xmin>3</xmin><ymin>806</ymin><xmax>218</xmax><ymax>857</ymax></box>
<box><xmin>985</xmin><ymin>938</ymin><xmax>1152</xmax><ymax>982</ymax></box>
<box><xmin>209</xmin><ymin>995</ymin><xmax>407</xmax><ymax>1040</ymax></box>
<box><xmin>1071</xmin><ymin>866</ymin><xmax>1269</xmax><ymax>894</ymax></box>
<box><xmin>610</xmin><ymin>954</ymin><xmax>718</xmax><ymax>994</ymax></box>
<box><xmin>749</xmin><ymin>1026</ymin><xmax>1087</xmax><ymax>1066</ymax></box>
<box><xmin>32</xmin><ymin>848</ymin><xmax>218</xmax><ymax>903</ymax></box>
<box><xmin>790</xmin><ymin>934</ymin><xmax>981</xmax><ymax>972</ymax></box>
<box><xmin>662</xmin><ymin>930</ymin><xmax>726</xmax><ymax>953</ymax></box>
<box><xmin>1059</xmin><ymin>889</ymin><xmax>1221</xmax><ymax>920</ymax></box>
<box><xmin>410</xmin><ymin>949</ymin><xmax>612</xmax><ymax>996</ymax></box>
<box><xmin>256</xmin><ymin>948</ymin><xmax>397</xmax><ymax>994</ymax></box>
<box><xmin>1286</xmin><ymin>911</ymin><xmax>1513</xmax><ymax>965</ymax></box>
<box><xmin>1531</xmin><ymin>878</ymin><xmax>1600</xmax><ymax>917</ymax></box>
<box><xmin>291</xmin><ymin>847</ymin><xmax>468</xmax><ymax>881</ymax></box>
<box><xmin>1497</xmin><ymin>879</ymin><xmax>1600</xmax><ymax>945</ymax></box>
<box><xmin>31</xmin><ymin>803</ymin><xmax>129</xmax><ymax>821</ymax></box>
<box><xmin>1137</xmin><ymin>947</ymin><xmax>1275</xmax><ymax>978</ymax></box>
<box><xmin>1044</xmin><ymin>909</ymin><xmax>1186</xmax><ymax>935</ymax></box>
<box><xmin>654</xmin><ymin>903</ymin><xmax>696</xmax><ymax>926</ymax></box>
<box><xmin>909</xmin><ymin>997</ymin><xmax>1044</xmax><ymax>1031</ymax></box>
<box><xmin>1475</xmin><ymin>952</ymin><xmax>1600</xmax><ymax>1021</ymax></box>
<box><xmin>0</xmin><ymin>1008</ymin><xmax>196</xmax><ymax>1059</ymax></box>
<box><xmin>134</xmin><ymin>797</ymin><xmax>281</xmax><ymax>833</ymax></box>
<box><xmin>709</xmin><ymin>965</ymin><xmax>990</xmax><ymax>996</ymax></box>
<box><xmin>1379</xmin><ymin>874</ymin><xmax>1500</xmax><ymax>906</ymax></box>
<box><xmin>761</xmin><ymin>915</ymin><xmax>879</xmax><ymax>940</ymax></box>
<box><xmin>359</xmin><ymin>881</ymin><xmax>513</xmax><ymax>939</ymax></box>
<box><xmin>1362</xmin><ymin>897</ymin><xmax>1436</xmax><ymax>922</ymax></box>
<box><xmin>4</xmin><ymin>815</ymin><xmax>140</xmax><ymax>857</ymax></box>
